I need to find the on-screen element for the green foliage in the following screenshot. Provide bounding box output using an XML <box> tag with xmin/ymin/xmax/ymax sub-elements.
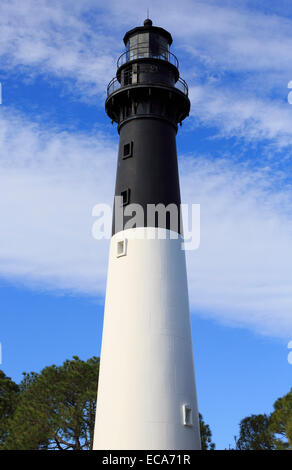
<box><xmin>199</xmin><ymin>413</ymin><xmax>215</xmax><ymax>450</ymax></box>
<box><xmin>269</xmin><ymin>388</ymin><xmax>292</xmax><ymax>450</ymax></box>
<box><xmin>3</xmin><ymin>356</ymin><xmax>99</xmax><ymax>450</ymax></box>
<box><xmin>235</xmin><ymin>414</ymin><xmax>277</xmax><ymax>450</ymax></box>
<box><xmin>0</xmin><ymin>370</ymin><xmax>19</xmax><ymax>446</ymax></box>
<box><xmin>1</xmin><ymin>355</ymin><xmax>214</xmax><ymax>450</ymax></box>
<box><xmin>3</xmin><ymin>352</ymin><xmax>292</xmax><ymax>452</ymax></box>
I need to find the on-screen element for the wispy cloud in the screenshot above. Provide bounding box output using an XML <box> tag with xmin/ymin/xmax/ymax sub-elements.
<box><xmin>0</xmin><ymin>1</ymin><xmax>292</xmax><ymax>337</ymax></box>
<box><xmin>189</xmin><ymin>84</ymin><xmax>292</xmax><ymax>148</ymax></box>
<box><xmin>181</xmin><ymin>156</ymin><xmax>292</xmax><ymax>337</ymax></box>
<box><xmin>0</xmin><ymin>0</ymin><xmax>117</xmax><ymax>97</ymax></box>
<box><xmin>2</xmin><ymin>0</ymin><xmax>292</xmax><ymax>144</ymax></box>
<box><xmin>0</xmin><ymin>107</ymin><xmax>116</xmax><ymax>293</ymax></box>
<box><xmin>1</xmin><ymin>108</ymin><xmax>292</xmax><ymax>337</ymax></box>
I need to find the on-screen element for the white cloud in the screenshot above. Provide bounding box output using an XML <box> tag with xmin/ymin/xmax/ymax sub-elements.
<box><xmin>0</xmin><ymin>0</ymin><xmax>118</xmax><ymax>97</ymax></box>
<box><xmin>100</xmin><ymin>0</ymin><xmax>292</xmax><ymax>75</ymax></box>
<box><xmin>0</xmin><ymin>108</ymin><xmax>116</xmax><ymax>294</ymax></box>
<box><xmin>189</xmin><ymin>84</ymin><xmax>292</xmax><ymax>147</ymax></box>
<box><xmin>181</xmin><ymin>156</ymin><xmax>292</xmax><ymax>337</ymax></box>
<box><xmin>0</xmin><ymin>1</ymin><xmax>292</xmax><ymax>338</ymax></box>
<box><xmin>2</xmin><ymin>0</ymin><xmax>292</xmax><ymax>144</ymax></box>
<box><xmin>0</xmin><ymin>109</ymin><xmax>292</xmax><ymax>338</ymax></box>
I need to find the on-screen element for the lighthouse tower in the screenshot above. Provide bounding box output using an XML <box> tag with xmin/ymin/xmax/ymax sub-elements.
<box><xmin>93</xmin><ymin>19</ymin><xmax>201</xmax><ymax>450</ymax></box>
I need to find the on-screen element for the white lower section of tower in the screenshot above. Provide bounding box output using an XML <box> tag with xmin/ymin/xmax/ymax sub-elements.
<box><xmin>93</xmin><ymin>227</ymin><xmax>201</xmax><ymax>450</ymax></box>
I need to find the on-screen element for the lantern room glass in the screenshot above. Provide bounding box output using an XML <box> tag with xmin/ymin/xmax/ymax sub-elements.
<box><xmin>126</xmin><ymin>32</ymin><xmax>169</xmax><ymax>62</ymax></box>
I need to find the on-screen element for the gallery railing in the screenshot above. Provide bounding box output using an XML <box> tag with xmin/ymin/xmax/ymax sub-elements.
<box><xmin>107</xmin><ymin>74</ymin><xmax>188</xmax><ymax>97</ymax></box>
<box><xmin>117</xmin><ymin>46</ymin><xmax>179</xmax><ymax>69</ymax></box>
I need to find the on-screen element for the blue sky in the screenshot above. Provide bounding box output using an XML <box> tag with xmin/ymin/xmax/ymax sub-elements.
<box><xmin>0</xmin><ymin>0</ymin><xmax>292</xmax><ymax>449</ymax></box>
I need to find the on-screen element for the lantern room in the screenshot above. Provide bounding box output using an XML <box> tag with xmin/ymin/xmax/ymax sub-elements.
<box><xmin>122</xmin><ymin>18</ymin><xmax>173</xmax><ymax>64</ymax></box>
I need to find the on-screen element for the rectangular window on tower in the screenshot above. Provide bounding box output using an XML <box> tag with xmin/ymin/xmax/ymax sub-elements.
<box><xmin>123</xmin><ymin>141</ymin><xmax>133</xmax><ymax>159</ymax></box>
<box><xmin>183</xmin><ymin>404</ymin><xmax>193</xmax><ymax>427</ymax></box>
<box><xmin>121</xmin><ymin>188</ymin><xmax>130</xmax><ymax>206</ymax></box>
<box><xmin>116</xmin><ymin>239</ymin><xmax>127</xmax><ymax>258</ymax></box>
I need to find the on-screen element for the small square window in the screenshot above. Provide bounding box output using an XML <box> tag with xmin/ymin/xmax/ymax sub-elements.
<box><xmin>116</xmin><ymin>239</ymin><xmax>127</xmax><ymax>258</ymax></box>
<box><xmin>183</xmin><ymin>404</ymin><xmax>193</xmax><ymax>427</ymax></box>
<box><xmin>123</xmin><ymin>141</ymin><xmax>133</xmax><ymax>159</ymax></box>
<box><xmin>121</xmin><ymin>188</ymin><xmax>130</xmax><ymax>206</ymax></box>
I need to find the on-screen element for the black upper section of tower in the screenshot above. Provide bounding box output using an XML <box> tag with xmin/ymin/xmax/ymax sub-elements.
<box><xmin>106</xmin><ymin>19</ymin><xmax>190</xmax><ymax>131</ymax></box>
<box><xmin>109</xmin><ymin>20</ymin><xmax>189</xmax><ymax>236</ymax></box>
<box><xmin>123</xmin><ymin>18</ymin><xmax>173</xmax><ymax>47</ymax></box>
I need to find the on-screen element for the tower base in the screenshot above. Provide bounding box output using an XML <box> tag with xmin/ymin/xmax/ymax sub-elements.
<box><xmin>93</xmin><ymin>227</ymin><xmax>201</xmax><ymax>450</ymax></box>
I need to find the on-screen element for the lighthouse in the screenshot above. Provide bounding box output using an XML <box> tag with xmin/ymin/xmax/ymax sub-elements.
<box><xmin>93</xmin><ymin>19</ymin><xmax>201</xmax><ymax>450</ymax></box>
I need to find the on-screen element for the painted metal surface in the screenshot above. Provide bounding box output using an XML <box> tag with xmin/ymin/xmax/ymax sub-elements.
<box><xmin>93</xmin><ymin>20</ymin><xmax>201</xmax><ymax>450</ymax></box>
<box><xmin>93</xmin><ymin>228</ymin><xmax>201</xmax><ymax>450</ymax></box>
